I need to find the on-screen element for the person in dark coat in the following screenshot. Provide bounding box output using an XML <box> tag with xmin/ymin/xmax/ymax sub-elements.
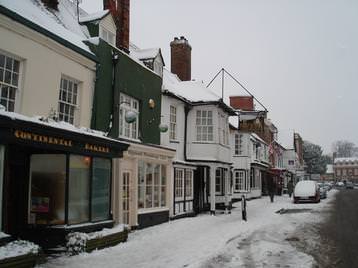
<box><xmin>287</xmin><ymin>180</ymin><xmax>294</xmax><ymax>198</ymax></box>
<box><xmin>267</xmin><ymin>178</ymin><xmax>276</xmax><ymax>202</ymax></box>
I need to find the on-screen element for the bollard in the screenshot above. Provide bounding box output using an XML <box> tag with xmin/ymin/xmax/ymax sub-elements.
<box><xmin>241</xmin><ymin>194</ymin><xmax>247</xmax><ymax>221</ymax></box>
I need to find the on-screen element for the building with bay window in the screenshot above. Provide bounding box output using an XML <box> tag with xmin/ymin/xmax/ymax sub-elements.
<box><xmin>162</xmin><ymin>46</ymin><xmax>236</xmax><ymax>216</ymax></box>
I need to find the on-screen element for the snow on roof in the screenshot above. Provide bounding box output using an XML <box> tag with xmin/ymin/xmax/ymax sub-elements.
<box><xmin>250</xmin><ymin>133</ymin><xmax>267</xmax><ymax>145</ymax></box>
<box><xmin>1</xmin><ymin>0</ymin><xmax>93</xmax><ymax>57</ymax></box>
<box><xmin>163</xmin><ymin>69</ymin><xmax>222</xmax><ymax>102</ymax></box>
<box><xmin>131</xmin><ymin>48</ymin><xmax>160</xmax><ymax>60</ymax></box>
<box><xmin>229</xmin><ymin>116</ymin><xmax>239</xmax><ymax>129</ymax></box>
<box><xmin>79</xmin><ymin>9</ymin><xmax>109</xmax><ymax>23</ymax></box>
<box><xmin>334</xmin><ymin>157</ymin><xmax>358</xmax><ymax>164</ymax></box>
<box><xmin>0</xmin><ymin>109</ymin><xmax>129</xmax><ymax>144</ymax></box>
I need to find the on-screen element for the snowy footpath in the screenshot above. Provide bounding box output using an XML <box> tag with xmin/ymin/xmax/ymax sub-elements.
<box><xmin>39</xmin><ymin>191</ymin><xmax>337</xmax><ymax>268</ymax></box>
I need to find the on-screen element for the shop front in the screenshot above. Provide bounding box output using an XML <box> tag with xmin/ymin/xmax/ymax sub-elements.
<box><xmin>112</xmin><ymin>142</ymin><xmax>175</xmax><ymax>229</ymax></box>
<box><xmin>0</xmin><ymin>113</ymin><xmax>129</xmax><ymax>248</ymax></box>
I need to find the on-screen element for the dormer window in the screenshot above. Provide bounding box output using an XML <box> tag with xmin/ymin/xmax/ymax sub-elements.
<box><xmin>100</xmin><ymin>27</ymin><xmax>115</xmax><ymax>46</ymax></box>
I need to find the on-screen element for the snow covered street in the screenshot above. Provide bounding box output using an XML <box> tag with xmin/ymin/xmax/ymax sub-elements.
<box><xmin>39</xmin><ymin>190</ymin><xmax>336</xmax><ymax>268</ymax></box>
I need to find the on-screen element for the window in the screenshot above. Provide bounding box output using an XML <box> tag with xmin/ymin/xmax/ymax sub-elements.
<box><xmin>234</xmin><ymin>170</ymin><xmax>245</xmax><ymax>191</ymax></box>
<box><xmin>100</xmin><ymin>27</ymin><xmax>115</xmax><ymax>46</ymax></box>
<box><xmin>250</xmin><ymin>168</ymin><xmax>254</xmax><ymax>188</ymax></box>
<box><xmin>218</xmin><ymin>113</ymin><xmax>229</xmax><ymax>145</ymax></box>
<box><xmin>119</xmin><ymin>93</ymin><xmax>139</xmax><ymax>139</ymax></box>
<box><xmin>58</xmin><ymin>76</ymin><xmax>79</xmax><ymax>124</ymax></box>
<box><xmin>215</xmin><ymin>169</ymin><xmax>223</xmax><ymax>194</ymax></box>
<box><xmin>170</xmin><ymin>105</ymin><xmax>177</xmax><ymax>140</ymax></box>
<box><xmin>288</xmin><ymin>160</ymin><xmax>294</xmax><ymax>165</ymax></box>
<box><xmin>336</xmin><ymin>169</ymin><xmax>341</xmax><ymax>176</ymax></box>
<box><xmin>185</xmin><ymin>169</ymin><xmax>193</xmax><ymax>198</ymax></box>
<box><xmin>175</xmin><ymin>169</ymin><xmax>184</xmax><ymax>199</ymax></box>
<box><xmin>30</xmin><ymin>154</ymin><xmax>66</xmax><ymax>225</ymax></box>
<box><xmin>0</xmin><ymin>146</ymin><xmax>4</xmax><ymax>230</ymax></box>
<box><xmin>91</xmin><ymin>158</ymin><xmax>111</xmax><ymax>221</ymax></box>
<box><xmin>138</xmin><ymin>161</ymin><xmax>167</xmax><ymax>209</ymax></box>
<box><xmin>69</xmin><ymin>155</ymin><xmax>90</xmax><ymax>224</ymax></box>
<box><xmin>0</xmin><ymin>53</ymin><xmax>20</xmax><ymax>112</ymax></box>
<box><xmin>29</xmin><ymin>154</ymin><xmax>111</xmax><ymax>225</ymax></box>
<box><xmin>235</xmin><ymin>134</ymin><xmax>243</xmax><ymax>155</ymax></box>
<box><xmin>196</xmin><ymin>110</ymin><xmax>213</xmax><ymax>142</ymax></box>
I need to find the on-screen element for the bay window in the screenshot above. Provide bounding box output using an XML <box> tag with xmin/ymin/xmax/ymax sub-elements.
<box><xmin>196</xmin><ymin>110</ymin><xmax>213</xmax><ymax>142</ymax></box>
<box><xmin>138</xmin><ymin>161</ymin><xmax>167</xmax><ymax>209</ymax></box>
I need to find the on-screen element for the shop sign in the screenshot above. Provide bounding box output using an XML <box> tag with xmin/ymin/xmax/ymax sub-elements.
<box><xmin>15</xmin><ymin>130</ymin><xmax>73</xmax><ymax>147</ymax></box>
<box><xmin>14</xmin><ymin>130</ymin><xmax>111</xmax><ymax>154</ymax></box>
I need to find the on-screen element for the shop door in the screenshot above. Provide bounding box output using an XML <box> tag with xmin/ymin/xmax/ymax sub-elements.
<box><xmin>122</xmin><ymin>171</ymin><xmax>131</xmax><ymax>225</ymax></box>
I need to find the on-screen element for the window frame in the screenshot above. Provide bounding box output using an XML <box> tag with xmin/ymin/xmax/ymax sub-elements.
<box><xmin>0</xmin><ymin>52</ymin><xmax>21</xmax><ymax>112</ymax></box>
<box><xmin>196</xmin><ymin>110</ymin><xmax>213</xmax><ymax>142</ymax></box>
<box><xmin>119</xmin><ymin>93</ymin><xmax>139</xmax><ymax>140</ymax></box>
<box><xmin>234</xmin><ymin>133</ymin><xmax>243</xmax><ymax>155</ymax></box>
<box><xmin>28</xmin><ymin>154</ymin><xmax>112</xmax><ymax>226</ymax></box>
<box><xmin>99</xmin><ymin>26</ymin><xmax>115</xmax><ymax>46</ymax></box>
<box><xmin>234</xmin><ymin>170</ymin><xmax>245</xmax><ymax>192</ymax></box>
<box><xmin>58</xmin><ymin>76</ymin><xmax>79</xmax><ymax>125</ymax></box>
<box><xmin>170</xmin><ymin>105</ymin><xmax>177</xmax><ymax>141</ymax></box>
<box><xmin>138</xmin><ymin>161</ymin><xmax>167</xmax><ymax>210</ymax></box>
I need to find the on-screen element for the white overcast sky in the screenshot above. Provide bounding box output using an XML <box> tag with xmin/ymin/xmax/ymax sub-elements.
<box><xmin>80</xmin><ymin>0</ymin><xmax>358</xmax><ymax>154</ymax></box>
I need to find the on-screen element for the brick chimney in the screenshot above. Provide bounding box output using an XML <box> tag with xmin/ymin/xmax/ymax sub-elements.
<box><xmin>41</xmin><ymin>0</ymin><xmax>59</xmax><ymax>10</ymax></box>
<box><xmin>230</xmin><ymin>96</ymin><xmax>254</xmax><ymax>111</ymax></box>
<box><xmin>170</xmin><ymin>36</ymin><xmax>191</xmax><ymax>81</ymax></box>
<box><xmin>103</xmin><ymin>0</ymin><xmax>130</xmax><ymax>51</ymax></box>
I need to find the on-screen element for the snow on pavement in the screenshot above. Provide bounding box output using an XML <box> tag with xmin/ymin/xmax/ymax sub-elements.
<box><xmin>39</xmin><ymin>191</ymin><xmax>337</xmax><ymax>268</ymax></box>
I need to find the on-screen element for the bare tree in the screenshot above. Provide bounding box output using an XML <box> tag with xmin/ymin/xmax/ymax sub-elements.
<box><xmin>332</xmin><ymin>140</ymin><xmax>356</xmax><ymax>158</ymax></box>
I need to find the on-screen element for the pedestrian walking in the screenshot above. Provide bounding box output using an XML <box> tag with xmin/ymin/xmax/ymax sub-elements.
<box><xmin>267</xmin><ymin>178</ymin><xmax>276</xmax><ymax>203</ymax></box>
<box><xmin>287</xmin><ymin>180</ymin><xmax>294</xmax><ymax>198</ymax></box>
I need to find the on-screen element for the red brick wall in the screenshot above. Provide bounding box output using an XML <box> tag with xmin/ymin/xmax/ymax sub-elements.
<box><xmin>229</xmin><ymin>96</ymin><xmax>254</xmax><ymax>111</ymax></box>
<box><xmin>170</xmin><ymin>36</ymin><xmax>191</xmax><ymax>81</ymax></box>
<box><xmin>104</xmin><ymin>0</ymin><xmax>130</xmax><ymax>51</ymax></box>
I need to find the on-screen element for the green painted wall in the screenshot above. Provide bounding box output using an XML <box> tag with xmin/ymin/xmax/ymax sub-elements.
<box><xmin>89</xmin><ymin>39</ymin><xmax>162</xmax><ymax>145</ymax></box>
<box><xmin>112</xmin><ymin>50</ymin><xmax>162</xmax><ymax>144</ymax></box>
<box><xmin>89</xmin><ymin>40</ymin><xmax>113</xmax><ymax>132</ymax></box>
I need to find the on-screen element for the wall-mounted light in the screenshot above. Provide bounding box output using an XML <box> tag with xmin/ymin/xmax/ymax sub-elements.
<box><xmin>125</xmin><ymin>110</ymin><xmax>137</xmax><ymax>123</ymax></box>
<box><xmin>148</xmin><ymin>99</ymin><xmax>155</xmax><ymax>109</ymax></box>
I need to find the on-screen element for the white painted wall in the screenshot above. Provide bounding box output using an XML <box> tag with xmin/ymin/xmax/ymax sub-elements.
<box><xmin>160</xmin><ymin>95</ymin><xmax>186</xmax><ymax>162</ymax></box>
<box><xmin>0</xmin><ymin>14</ymin><xmax>96</xmax><ymax>128</ymax></box>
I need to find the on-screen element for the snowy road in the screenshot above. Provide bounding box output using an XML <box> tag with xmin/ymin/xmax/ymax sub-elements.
<box><xmin>39</xmin><ymin>191</ymin><xmax>337</xmax><ymax>268</ymax></box>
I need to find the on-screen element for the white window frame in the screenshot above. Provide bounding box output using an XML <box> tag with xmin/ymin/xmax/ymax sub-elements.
<box><xmin>170</xmin><ymin>105</ymin><xmax>177</xmax><ymax>140</ymax></box>
<box><xmin>215</xmin><ymin>168</ymin><xmax>223</xmax><ymax>194</ymax></box>
<box><xmin>58</xmin><ymin>76</ymin><xmax>79</xmax><ymax>125</ymax></box>
<box><xmin>185</xmin><ymin>169</ymin><xmax>193</xmax><ymax>199</ymax></box>
<box><xmin>175</xmin><ymin>169</ymin><xmax>184</xmax><ymax>200</ymax></box>
<box><xmin>235</xmin><ymin>133</ymin><xmax>243</xmax><ymax>155</ymax></box>
<box><xmin>234</xmin><ymin>170</ymin><xmax>245</xmax><ymax>191</ymax></box>
<box><xmin>0</xmin><ymin>53</ymin><xmax>20</xmax><ymax>112</ymax></box>
<box><xmin>218</xmin><ymin>112</ymin><xmax>229</xmax><ymax>145</ymax></box>
<box><xmin>196</xmin><ymin>110</ymin><xmax>213</xmax><ymax>142</ymax></box>
<box><xmin>138</xmin><ymin>161</ymin><xmax>167</xmax><ymax>210</ymax></box>
<box><xmin>119</xmin><ymin>93</ymin><xmax>139</xmax><ymax>140</ymax></box>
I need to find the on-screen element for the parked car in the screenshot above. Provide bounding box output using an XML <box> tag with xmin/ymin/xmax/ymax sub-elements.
<box><xmin>346</xmin><ymin>181</ymin><xmax>354</xmax><ymax>189</ymax></box>
<box><xmin>293</xmin><ymin>180</ymin><xmax>320</xmax><ymax>203</ymax></box>
<box><xmin>319</xmin><ymin>185</ymin><xmax>327</xmax><ymax>199</ymax></box>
